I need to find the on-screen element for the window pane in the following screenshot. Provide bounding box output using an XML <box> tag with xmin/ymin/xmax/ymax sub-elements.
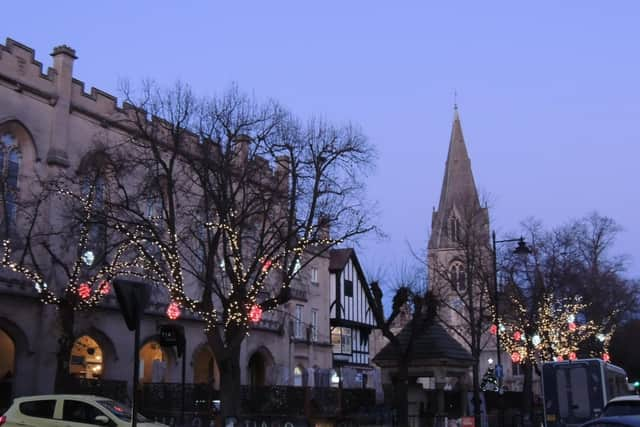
<box><xmin>344</xmin><ymin>280</ymin><xmax>353</xmax><ymax>297</ymax></box>
<box><xmin>20</xmin><ymin>400</ymin><xmax>56</xmax><ymax>418</ymax></box>
<box><xmin>63</xmin><ymin>399</ymin><xmax>104</xmax><ymax>424</ymax></box>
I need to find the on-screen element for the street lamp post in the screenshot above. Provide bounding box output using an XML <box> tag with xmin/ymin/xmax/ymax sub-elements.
<box><xmin>492</xmin><ymin>231</ymin><xmax>530</xmax><ymax>427</ymax></box>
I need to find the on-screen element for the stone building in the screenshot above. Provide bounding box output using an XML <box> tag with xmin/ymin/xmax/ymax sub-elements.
<box><xmin>0</xmin><ymin>38</ymin><xmax>377</xmax><ymax>414</ymax></box>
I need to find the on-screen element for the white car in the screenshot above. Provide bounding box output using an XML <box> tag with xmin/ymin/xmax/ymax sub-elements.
<box><xmin>0</xmin><ymin>394</ymin><xmax>167</xmax><ymax>427</ymax></box>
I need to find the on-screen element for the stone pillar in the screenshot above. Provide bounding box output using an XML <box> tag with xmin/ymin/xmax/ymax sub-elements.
<box><xmin>47</xmin><ymin>45</ymin><xmax>76</xmax><ymax>167</ymax></box>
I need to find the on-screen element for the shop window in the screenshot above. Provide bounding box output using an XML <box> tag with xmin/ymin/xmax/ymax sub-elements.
<box><xmin>69</xmin><ymin>335</ymin><xmax>103</xmax><ymax>379</ymax></box>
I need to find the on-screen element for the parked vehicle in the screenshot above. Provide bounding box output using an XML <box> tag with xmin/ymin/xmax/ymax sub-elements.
<box><xmin>579</xmin><ymin>415</ymin><xmax>640</xmax><ymax>427</ymax></box>
<box><xmin>602</xmin><ymin>396</ymin><xmax>640</xmax><ymax>418</ymax></box>
<box><xmin>542</xmin><ymin>359</ymin><xmax>632</xmax><ymax>427</ymax></box>
<box><xmin>0</xmin><ymin>394</ymin><xmax>167</xmax><ymax>427</ymax></box>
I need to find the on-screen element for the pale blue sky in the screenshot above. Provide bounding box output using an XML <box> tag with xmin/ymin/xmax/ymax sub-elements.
<box><xmin>4</xmin><ymin>1</ymin><xmax>640</xmax><ymax>280</ymax></box>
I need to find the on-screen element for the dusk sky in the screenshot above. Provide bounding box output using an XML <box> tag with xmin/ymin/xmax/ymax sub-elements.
<box><xmin>4</xmin><ymin>1</ymin><xmax>640</xmax><ymax>282</ymax></box>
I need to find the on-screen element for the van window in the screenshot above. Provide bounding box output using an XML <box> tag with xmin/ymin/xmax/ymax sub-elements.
<box><xmin>20</xmin><ymin>400</ymin><xmax>56</xmax><ymax>418</ymax></box>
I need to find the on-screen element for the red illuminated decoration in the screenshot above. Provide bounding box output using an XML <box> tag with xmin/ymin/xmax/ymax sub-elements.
<box><xmin>568</xmin><ymin>322</ymin><xmax>576</xmax><ymax>332</ymax></box>
<box><xmin>513</xmin><ymin>331</ymin><xmax>522</xmax><ymax>341</ymax></box>
<box><xmin>77</xmin><ymin>283</ymin><xmax>91</xmax><ymax>300</ymax></box>
<box><xmin>602</xmin><ymin>353</ymin><xmax>610</xmax><ymax>362</ymax></box>
<box><xmin>166</xmin><ymin>302</ymin><xmax>181</xmax><ymax>320</ymax></box>
<box><xmin>249</xmin><ymin>304</ymin><xmax>263</xmax><ymax>323</ymax></box>
<box><xmin>99</xmin><ymin>280</ymin><xmax>111</xmax><ymax>295</ymax></box>
<box><xmin>490</xmin><ymin>324</ymin><xmax>497</xmax><ymax>335</ymax></box>
<box><xmin>262</xmin><ymin>259</ymin><xmax>272</xmax><ymax>273</ymax></box>
<box><xmin>569</xmin><ymin>352</ymin><xmax>577</xmax><ymax>361</ymax></box>
<box><xmin>511</xmin><ymin>351</ymin><xmax>521</xmax><ymax>364</ymax></box>
<box><xmin>556</xmin><ymin>356</ymin><xmax>564</xmax><ymax>362</ymax></box>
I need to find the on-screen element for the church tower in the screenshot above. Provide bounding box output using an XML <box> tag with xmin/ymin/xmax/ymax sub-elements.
<box><xmin>428</xmin><ymin>106</ymin><xmax>491</xmax><ymax>338</ymax></box>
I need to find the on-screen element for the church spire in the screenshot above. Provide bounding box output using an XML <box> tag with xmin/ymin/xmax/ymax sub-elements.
<box><xmin>429</xmin><ymin>106</ymin><xmax>486</xmax><ymax>249</ymax></box>
<box><xmin>436</xmin><ymin>106</ymin><xmax>480</xmax><ymax>213</ymax></box>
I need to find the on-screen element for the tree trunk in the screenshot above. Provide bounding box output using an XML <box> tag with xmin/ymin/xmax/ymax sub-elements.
<box><xmin>522</xmin><ymin>362</ymin><xmax>534</xmax><ymax>427</ymax></box>
<box><xmin>216</xmin><ymin>342</ymin><xmax>242</xmax><ymax>422</ymax></box>
<box><xmin>395</xmin><ymin>359</ymin><xmax>410</xmax><ymax>427</ymax></box>
<box><xmin>54</xmin><ymin>301</ymin><xmax>75</xmax><ymax>392</ymax></box>
<box><xmin>472</xmin><ymin>357</ymin><xmax>481</xmax><ymax>426</ymax></box>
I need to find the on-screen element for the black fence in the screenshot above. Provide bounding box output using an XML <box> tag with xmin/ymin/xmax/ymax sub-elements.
<box><xmin>57</xmin><ymin>377</ymin><xmax>129</xmax><ymax>403</ymax></box>
<box><xmin>137</xmin><ymin>383</ymin><xmax>382</xmax><ymax>426</ymax></box>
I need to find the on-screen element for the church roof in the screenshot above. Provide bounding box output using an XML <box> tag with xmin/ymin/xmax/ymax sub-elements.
<box><xmin>373</xmin><ymin>321</ymin><xmax>473</xmax><ymax>367</ymax></box>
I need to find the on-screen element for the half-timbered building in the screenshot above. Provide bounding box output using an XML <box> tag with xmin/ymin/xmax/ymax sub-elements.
<box><xmin>329</xmin><ymin>248</ymin><xmax>378</xmax><ymax>388</ymax></box>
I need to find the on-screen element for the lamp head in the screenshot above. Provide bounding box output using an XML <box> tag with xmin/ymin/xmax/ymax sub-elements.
<box><xmin>513</xmin><ymin>238</ymin><xmax>531</xmax><ymax>257</ymax></box>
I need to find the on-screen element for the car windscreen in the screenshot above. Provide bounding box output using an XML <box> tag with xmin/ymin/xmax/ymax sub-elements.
<box><xmin>96</xmin><ymin>400</ymin><xmax>149</xmax><ymax>422</ymax></box>
<box><xmin>603</xmin><ymin>401</ymin><xmax>640</xmax><ymax>417</ymax></box>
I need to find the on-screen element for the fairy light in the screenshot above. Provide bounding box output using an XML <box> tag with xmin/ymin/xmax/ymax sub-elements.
<box><xmin>495</xmin><ymin>292</ymin><xmax>613</xmax><ymax>364</ymax></box>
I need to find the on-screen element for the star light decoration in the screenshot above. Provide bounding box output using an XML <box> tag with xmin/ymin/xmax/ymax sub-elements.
<box><xmin>495</xmin><ymin>292</ymin><xmax>613</xmax><ymax>364</ymax></box>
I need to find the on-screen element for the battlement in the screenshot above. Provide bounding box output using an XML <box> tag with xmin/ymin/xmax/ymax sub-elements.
<box><xmin>0</xmin><ymin>38</ymin><xmax>289</xmax><ymax>179</ymax></box>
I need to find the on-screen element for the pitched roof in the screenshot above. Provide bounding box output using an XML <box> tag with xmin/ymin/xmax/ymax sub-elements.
<box><xmin>329</xmin><ymin>248</ymin><xmax>354</xmax><ymax>272</ymax></box>
<box><xmin>373</xmin><ymin>321</ymin><xmax>473</xmax><ymax>367</ymax></box>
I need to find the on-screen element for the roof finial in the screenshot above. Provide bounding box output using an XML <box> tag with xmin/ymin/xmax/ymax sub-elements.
<box><xmin>453</xmin><ymin>90</ymin><xmax>458</xmax><ymax>111</ymax></box>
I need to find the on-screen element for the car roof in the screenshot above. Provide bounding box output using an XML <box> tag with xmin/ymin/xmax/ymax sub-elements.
<box><xmin>14</xmin><ymin>395</ymin><xmax>111</xmax><ymax>403</ymax></box>
<box><xmin>583</xmin><ymin>415</ymin><xmax>640</xmax><ymax>426</ymax></box>
<box><xmin>608</xmin><ymin>395</ymin><xmax>640</xmax><ymax>405</ymax></box>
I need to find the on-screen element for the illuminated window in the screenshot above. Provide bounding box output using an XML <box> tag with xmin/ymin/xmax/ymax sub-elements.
<box><xmin>139</xmin><ymin>341</ymin><xmax>167</xmax><ymax>383</ymax></box>
<box><xmin>69</xmin><ymin>335</ymin><xmax>103</xmax><ymax>379</ymax></box>
<box><xmin>293</xmin><ymin>365</ymin><xmax>304</xmax><ymax>387</ymax></box>
<box><xmin>331</xmin><ymin>327</ymin><xmax>352</xmax><ymax>354</ymax></box>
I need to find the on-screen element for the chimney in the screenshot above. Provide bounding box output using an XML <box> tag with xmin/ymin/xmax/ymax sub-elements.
<box><xmin>317</xmin><ymin>215</ymin><xmax>331</xmax><ymax>242</ymax></box>
<box><xmin>275</xmin><ymin>155</ymin><xmax>290</xmax><ymax>191</ymax></box>
<box><xmin>233</xmin><ymin>134</ymin><xmax>251</xmax><ymax>164</ymax></box>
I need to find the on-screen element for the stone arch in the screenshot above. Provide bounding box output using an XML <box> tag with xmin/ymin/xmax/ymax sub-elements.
<box><xmin>247</xmin><ymin>346</ymin><xmax>275</xmax><ymax>387</ymax></box>
<box><xmin>0</xmin><ymin>317</ymin><xmax>31</xmax><ymax>409</ymax></box>
<box><xmin>191</xmin><ymin>343</ymin><xmax>219</xmax><ymax>389</ymax></box>
<box><xmin>139</xmin><ymin>334</ymin><xmax>177</xmax><ymax>383</ymax></box>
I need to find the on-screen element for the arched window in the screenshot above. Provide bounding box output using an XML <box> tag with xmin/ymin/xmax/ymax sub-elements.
<box><xmin>450</xmin><ymin>262</ymin><xmax>467</xmax><ymax>294</ymax></box>
<box><xmin>449</xmin><ymin>216</ymin><xmax>460</xmax><ymax>242</ymax></box>
<box><xmin>69</xmin><ymin>335</ymin><xmax>103</xmax><ymax>379</ymax></box>
<box><xmin>139</xmin><ymin>341</ymin><xmax>169</xmax><ymax>383</ymax></box>
<box><xmin>193</xmin><ymin>345</ymin><xmax>218</xmax><ymax>389</ymax></box>
<box><xmin>248</xmin><ymin>352</ymin><xmax>266</xmax><ymax>387</ymax></box>
<box><xmin>0</xmin><ymin>328</ymin><xmax>15</xmax><ymax>382</ymax></box>
<box><xmin>0</xmin><ymin>133</ymin><xmax>21</xmax><ymax>235</ymax></box>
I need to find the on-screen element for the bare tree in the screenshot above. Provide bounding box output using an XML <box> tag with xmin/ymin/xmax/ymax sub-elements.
<box><xmin>0</xmin><ymin>168</ymin><xmax>137</xmax><ymax>391</ymax></box>
<box><xmin>428</xmin><ymin>205</ymin><xmax>494</xmax><ymax>425</ymax></box>
<box><xmin>102</xmin><ymin>82</ymin><xmax>377</xmax><ymax>419</ymax></box>
<box><xmin>369</xmin><ymin>266</ymin><xmax>438</xmax><ymax>427</ymax></box>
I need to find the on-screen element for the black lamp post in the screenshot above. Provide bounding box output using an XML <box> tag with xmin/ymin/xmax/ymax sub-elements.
<box><xmin>492</xmin><ymin>231</ymin><xmax>530</xmax><ymax>427</ymax></box>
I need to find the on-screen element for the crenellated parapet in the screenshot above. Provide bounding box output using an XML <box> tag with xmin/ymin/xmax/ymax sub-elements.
<box><xmin>0</xmin><ymin>38</ymin><xmax>290</xmax><ymax>179</ymax></box>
